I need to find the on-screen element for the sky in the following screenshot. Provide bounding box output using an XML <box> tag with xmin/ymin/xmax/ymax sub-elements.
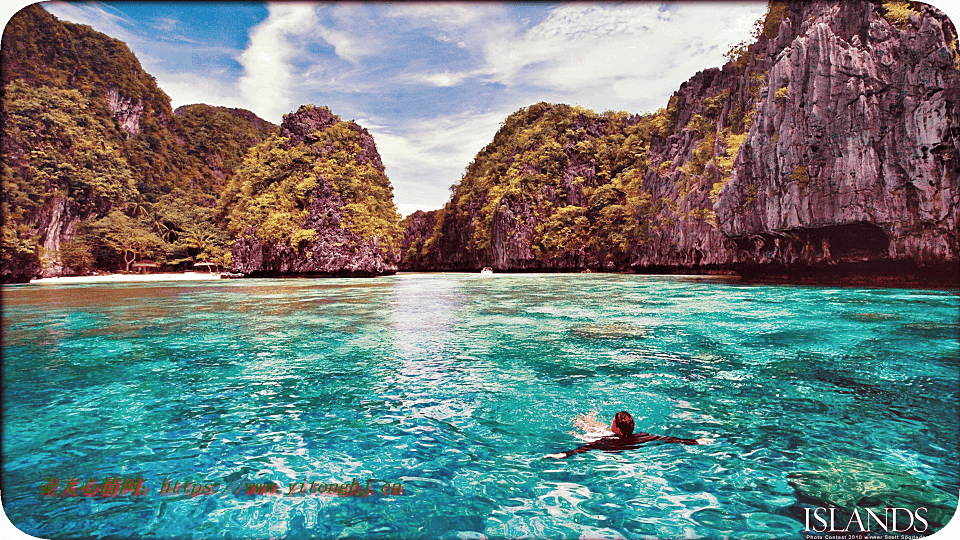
<box><xmin>3</xmin><ymin>1</ymin><xmax>957</xmax><ymax>217</ymax></box>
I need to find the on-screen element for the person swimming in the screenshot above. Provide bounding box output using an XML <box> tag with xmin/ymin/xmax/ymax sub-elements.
<box><xmin>544</xmin><ymin>411</ymin><xmax>711</xmax><ymax>459</ymax></box>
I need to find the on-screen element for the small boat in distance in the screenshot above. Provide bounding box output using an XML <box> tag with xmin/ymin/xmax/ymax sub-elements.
<box><xmin>481</xmin><ymin>267</ymin><xmax>494</xmax><ymax>275</ymax></box>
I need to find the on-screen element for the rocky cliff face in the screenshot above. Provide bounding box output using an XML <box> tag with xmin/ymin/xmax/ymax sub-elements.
<box><xmin>716</xmin><ymin>1</ymin><xmax>959</xmax><ymax>272</ymax></box>
<box><xmin>403</xmin><ymin>0</ymin><xmax>959</xmax><ymax>284</ymax></box>
<box><xmin>224</xmin><ymin>105</ymin><xmax>400</xmax><ymax>277</ymax></box>
<box><xmin>105</xmin><ymin>86</ymin><xmax>145</xmax><ymax>136</ymax></box>
<box><xmin>1</xmin><ymin>5</ymin><xmax>175</xmax><ymax>281</ymax></box>
<box><xmin>230</xmin><ymin>186</ymin><xmax>396</xmax><ymax>277</ymax></box>
<box><xmin>412</xmin><ymin>103</ymin><xmax>654</xmax><ymax>272</ymax></box>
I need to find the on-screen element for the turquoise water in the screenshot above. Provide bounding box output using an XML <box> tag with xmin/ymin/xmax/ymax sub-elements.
<box><xmin>2</xmin><ymin>273</ymin><xmax>958</xmax><ymax>539</ymax></box>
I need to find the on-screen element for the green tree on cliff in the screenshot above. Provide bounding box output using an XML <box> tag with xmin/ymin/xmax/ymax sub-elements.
<box><xmin>424</xmin><ymin>102</ymin><xmax>655</xmax><ymax>269</ymax></box>
<box><xmin>221</xmin><ymin>106</ymin><xmax>401</xmax><ymax>258</ymax></box>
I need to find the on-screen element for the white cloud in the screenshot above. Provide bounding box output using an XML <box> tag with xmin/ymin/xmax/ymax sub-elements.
<box><xmin>153</xmin><ymin>71</ymin><xmax>246</xmax><ymax>112</ymax></box>
<box><xmin>367</xmin><ymin>110</ymin><xmax>513</xmax><ymax>216</ymax></box>
<box><xmin>386</xmin><ymin>4</ymin><xmax>506</xmax><ymax>28</ymax></box>
<box><xmin>404</xmin><ymin>70</ymin><xmax>475</xmax><ymax>88</ymax></box>
<box><xmin>150</xmin><ymin>16</ymin><xmax>179</xmax><ymax>33</ymax></box>
<box><xmin>238</xmin><ymin>3</ymin><xmax>321</xmax><ymax>121</ymax></box>
<box><xmin>43</xmin><ymin>1</ymin><xmax>139</xmax><ymax>43</ymax></box>
<box><xmin>314</xmin><ymin>26</ymin><xmax>368</xmax><ymax>64</ymax></box>
<box><xmin>314</xmin><ymin>4</ymin><xmax>385</xmax><ymax>63</ymax></box>
<box><xmin>385</xmin><ymin>4</ymin><xmax>518</xmax><ymax>67</ymax></box>
<box><xmin>383</xmin><ymin>2</ymin><xmax>765</xmax><ymax>114</ymax></box>
<box><xmin>475</xmin><ymin>2</ymin><xmax>767</xmax><ymax>112</ymax></box>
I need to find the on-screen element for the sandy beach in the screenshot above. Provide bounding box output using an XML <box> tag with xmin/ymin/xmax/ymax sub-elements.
<box><xmin>29</xmin><ymin>272</ymin><xmax>224</xmax><ymax>285</ymax></box>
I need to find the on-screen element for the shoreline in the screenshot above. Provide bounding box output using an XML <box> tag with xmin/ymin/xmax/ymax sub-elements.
<box><xmin>29</xmin><ymin>272</ymin><xmax>223</xmax><ymax>285</ymax></box>
<box><xmin>16</xmin><ymin>268</ymin><xmax>957</xmax><ymax>290</ymax></box>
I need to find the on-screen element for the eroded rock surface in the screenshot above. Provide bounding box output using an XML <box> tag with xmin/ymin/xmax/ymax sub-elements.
<box><xmin>716</xmin><ymin>1</ymin><xmax>959</xmax><ymax>270</ymax></box>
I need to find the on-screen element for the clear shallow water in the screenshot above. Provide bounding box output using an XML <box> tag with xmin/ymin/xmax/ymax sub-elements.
<box><xmin>2</xmin><ymin>273</ymin><xmax>958</xmax><ymax>539</ymax></box>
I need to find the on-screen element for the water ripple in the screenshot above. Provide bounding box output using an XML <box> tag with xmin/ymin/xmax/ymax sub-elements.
<box><xmin>2</xmin><ymin>275</ymin><xmax>957</xmax><ymax>539</ymax></box>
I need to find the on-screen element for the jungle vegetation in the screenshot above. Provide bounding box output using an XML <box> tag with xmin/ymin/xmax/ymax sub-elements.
<box><xmin>1</xmin><ymin>5</ymin><xmax>278</xmax><ymax>276</ymax></box>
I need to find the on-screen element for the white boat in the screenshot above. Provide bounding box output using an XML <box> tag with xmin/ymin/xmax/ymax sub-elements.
<box><xmin>481</xmin><ymin>267</ymin><xmax>493</xmax><ymax>275</ymax></box>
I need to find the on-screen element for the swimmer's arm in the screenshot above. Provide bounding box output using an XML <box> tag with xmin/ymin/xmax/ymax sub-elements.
<box><xmin>638</xmin><ymin>432</ymin><xmax>714</xmax><ymax>445</ymax></box>
<box><xmin>545</xmin><ymin>437</ymin><xmax>713</xmax><ymax>458</ymax></box>
<box><xmin>544</xmin><ymin>442</ymin><xmax>596</xmax><ymax>459</ymax></box>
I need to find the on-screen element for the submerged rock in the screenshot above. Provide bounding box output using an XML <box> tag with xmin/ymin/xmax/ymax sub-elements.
<box><xmin>788</xmin><ymin>456</ymin><xmax>957</xmax><ymax>531</ymax></box>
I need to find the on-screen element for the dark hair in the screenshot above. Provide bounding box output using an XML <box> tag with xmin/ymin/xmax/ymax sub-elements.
<box><xmin>614</xmin><ymin>411</ymin><xmax>634</xmax><ymax>437</ymax></box>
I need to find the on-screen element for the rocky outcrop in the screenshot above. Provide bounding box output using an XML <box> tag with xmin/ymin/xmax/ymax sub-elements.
<box><xmin>38</xmin><ymin>197</ymin><xmax>83</xmax><ymax>277</ymax></box>
<box><xmin>643</xmin><ymin>0</ymin><xmax>959</xmax><ymax>281</ymax></box>
<box><xmin>106</xmin><ymin>86</ymin><xmax>143</xmax><ymax>136</ymax></box>
<box><xmin>407</xmin><ymin>103</ymin><xmax>651</xmax><ymax>272</ymax></box>
<box><xmin>632</xmin><ymin>0</ymin><xmax>959</xmax><ymax>284</ymax></box>
<box><xmin>230</xmin><ymin>182</ymin><xmax>395</xmax><ymax>277</ymax></box>
<box><xmin>0</xmin><ymin>246</ymin><xmax>41</xmax><ymax>284</ymax></box>
<box><xmin>716</xmin><ymin>1</ymin><xmax>959</xmax><ymax>271</ymax></box>
<box><xmin>278</xmin><ymin>105</ymin><xmax>386</xmax><ymax>173</ymax></box>
<box><xmin>403</xmin><ymin>0</ymin><xmax>959</xmax><ymax>285</ymax></box>
<box><xmin>226</xmin><ymin>105</ymin><xmax>400</xmax><ymax>277</ymax></box>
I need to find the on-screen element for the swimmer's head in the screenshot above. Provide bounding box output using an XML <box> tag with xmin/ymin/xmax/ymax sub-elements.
<box><xmin>612</xmin><ymin>411</ymin><xmax>634</xmax><ymax>437</ymax></box>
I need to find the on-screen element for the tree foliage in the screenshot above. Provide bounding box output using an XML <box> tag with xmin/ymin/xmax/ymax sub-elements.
<box><xmin>221</xmin><ymin>106</ymin><xmax>400</xmax><ymax>256</ymax></box>
<box><xmin>424</xmin><ymin>102</ymin><xmax>657</xmax><ymax>268</ymax></box>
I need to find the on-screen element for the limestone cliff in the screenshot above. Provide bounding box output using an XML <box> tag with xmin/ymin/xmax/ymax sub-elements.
<box><xmin>403</xmin><ymin>0</ymin><xmax>959</xmax><ymax>285</ymax></box>
<box><xmin>1</xmin><ymin>5</ymin><xmax>176</xmax><ymax>281</ymax></box>
<box><xmin>223</xmin><ymin>105</ymin><xmax>401</xmax><ymax>277</ymax></box>
<box><xmin>715</xmin><ymin>1</ymin><xmax>959</xmax><ymax>276</ymax></box>
<box><xmin>412</xmin><ymin>103</ymin><xmax>655</xmax><ymax>271</ymax></box>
